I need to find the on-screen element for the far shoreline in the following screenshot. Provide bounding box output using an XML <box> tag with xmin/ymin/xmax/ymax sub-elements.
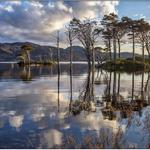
<box><xmin>0</xmin><ymin>61</ymin><xmax>92</xmax><ymax>64</ymax></box>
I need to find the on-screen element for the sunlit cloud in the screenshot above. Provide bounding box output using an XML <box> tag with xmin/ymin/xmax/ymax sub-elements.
<box><xmin>0</xmin><ymin>0</ymin><xmax>119</xmax><ymax>45</ymax></box>
<box><xmin>40</xmin><ymin>129</ymin><xmax>63</xmax><ymax>148</ymax></box>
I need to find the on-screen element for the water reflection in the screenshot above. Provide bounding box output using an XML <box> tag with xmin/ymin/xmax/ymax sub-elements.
<box><xmin>20</xmin><ymin>66</ymin><xmax>32</xmax><ymax>82</ymax></box>
<box><xmin>0</xmin><ymin>63</ymin><xmax>150</xmax><ymax>148</ymax></box>
<box><xmin>40</xmin><ymin>129</ymin><xmax>63</xmax><ymax>148</ymax></box>
<box><xmin>9</xmin><ymin>115</ymin><xmax>24</xmax><ymax>130</ymax></box>
<box><xmin>101</xmin><ymin>71</ymin><xmax>150</xmax><ymax>120</ymax></box>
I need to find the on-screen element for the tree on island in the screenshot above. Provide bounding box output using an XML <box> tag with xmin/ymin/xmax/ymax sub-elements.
<box><xmin>101</xmin><ymin>13</ymin><xmax>118</xmax><ymax>63</ymax></box>
<box><xmin>115</xmin><ymin>20</ymin><xmax>126</xmax><ymax>58</ymax></box>
<box><xmin>121</xmin><ymin>17</ymin><xmax>139</xmax><ymax>61</ymax></box>
<box><xmin>17</xmin><ymin>51</ymin><xmax>27</xmax><ymax>64</ymax></box>
<box><xmin>20</xmin><ymin>44</ymin><xmax>33</xmax><ymax>64</ymax></box>
<box><xmin>136</xmin><ymin>19</ymin><xmax>149</xmax><ymax>62</ymax></box>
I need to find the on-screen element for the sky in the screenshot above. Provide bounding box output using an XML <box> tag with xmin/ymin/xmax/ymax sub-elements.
<box><xmin>0</xmin><ymin>0</ymin><xmax>150</xmax><ymax>53</ymax></box>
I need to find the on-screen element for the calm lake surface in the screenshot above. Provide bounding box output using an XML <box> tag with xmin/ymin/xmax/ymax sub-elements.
<box><xmin>0</xmin><ymin>63</ymin><xmax>150</xmax><ymax>148</ymax></box>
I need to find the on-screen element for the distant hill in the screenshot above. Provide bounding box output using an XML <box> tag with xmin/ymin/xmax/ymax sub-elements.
<box><xmin>0</xmin><ymin>42</ymin><xmax>87</xmax><ymax>61</ymax></box>
<box><xmin>0</xmin><ymin>42</ymin><xmax>146</xmax><ymax>61</ymax></box>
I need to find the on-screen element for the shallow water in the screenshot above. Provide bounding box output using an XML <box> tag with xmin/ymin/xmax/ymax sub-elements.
<box><xmin>0</xmin><ymin>63</ymin><xmax>150</xmax><ymax>148</ymax></box>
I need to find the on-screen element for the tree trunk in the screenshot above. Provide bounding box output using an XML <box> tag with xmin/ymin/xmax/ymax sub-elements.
<box><xmin>108</xmin><ymin>72</ymin><xmax>112</xmax><ymax>96</ymax></box>
<box><xmin>112</xmin><ymin>71</ymin><xmax>117</xmax><ymax>105</ymax></box>
<box><xmin>145</xmin><ymin>41</ymin><xmax>150</xmax><ymax>58</ymax></box>
<box><xmin>141</xmin><ymin>72</ymin><xmax>144</xmax><ymax>101</ymax></box>
<box><xmin>118</xmin><ymin>38</ymin><xmax>121</xmax><ymax>59</ymax></box>
<box><xmin>131</xmin><ymin>72</ymin><xmax>135</xmax><ymax>101</ymax></box>
<box><xmin>113</xmin><ymin>28</ymin><xmax>117</xmax><ymax>64</ymax></box>
<box><xmin>57</xmin><ymin>31</ymin><xmax>60</xmax><ymax>75</ymax></box>
<box><xmin>86</xmin><ymin>49</ymin><xmax>91</xmax><ymax>71</ymax></box>
<box><xmin>57</xmin><ymin>68</ymin><xmax>60</xmax><ymax>112</ymax></box>
<box><xmin>69</xmin><ymin>32</ymin><xmax>73</xmax><ymax>111</ymax></box>
<box><xmin>69</xmin><ymin>67</ymin><xmax>73</xmax><ymax>112</ymax></box>
<box><xmin>108</xmin><ymin>39</ymin><xmax>111</xmax><ymax>61</ymax></box>
<box><xmin>132</xmin><ymin>31</ymin><xmax>135</xmax><ymax>61</ymax></box>
<box><xmin>144</xmin><ymin>72</ymin><xmax>150</xmax><ymax>92</ymax></box>
<box><xmin>92</xmin><ymin>48</ymin><xmax>95</xmax><ymax>74</ymax></box>
<box><xmin>57</xmin><ymin>31</ymin><xmax>60</xmax><ymax>112</ymax></box>
<box><xmin>117</xmin><ymin>73</ymin><xmax>120</xmax><ymax>95</ymax></box>
<box><xmin>83</xmin><ymin>68</ymin><xmax>91</xmax><ymax>101</ymax></box>
<box><xmin>91</xmin><ymin>48</ymin><xmax>95</xmax><ymax>101</ymax></box>
<box><xmin>142</xmin><ymin>41</ymin><xmax>145</xmax><ymax>63</ymax></box>
<box><xmin>26</xmin><ymin>51</ymin><xmax>30</xmax><ymax>64</ymax></box>
<box><xmin>113</xmin><ymin>37</ymin><xmax>117</xmax><ymax>63</ymax></box>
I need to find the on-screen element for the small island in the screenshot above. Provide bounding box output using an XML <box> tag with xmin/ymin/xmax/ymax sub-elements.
<box><xmin>17</xmin><ymin>44</ymin><xmax>54</xmax><ymax>66</ymax></box>
<box><xmin>98</xmin><ymin>58</ymin><xmax>150</xmax><ymax>72</ymax></box>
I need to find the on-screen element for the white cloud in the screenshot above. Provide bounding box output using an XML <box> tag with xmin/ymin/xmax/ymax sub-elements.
<box><xmin>0</xmin><ymin>0</ymin><xmax>119</xmax><ymax>45</ymax></box>
<box><xmin>133</xmin><ymin>13</ymin><xmax>146</xmax><ymax>19</ymax></box>
<box><xmin>40</xmin><ymin>129</ymin><xmax>63</xmax><ymax>148</ymax></box>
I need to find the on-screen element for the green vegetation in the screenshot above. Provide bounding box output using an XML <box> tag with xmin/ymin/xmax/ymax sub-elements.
<box><xmin>99</xmin><ymin>58</ymin><xmax>150</xmax><ymax>72</ymax></box>
<box><xmin>17</xmin><ymin>43</ymin><xmax>54</xmax><ymax>66</ymax></box>
<box><xmin>14</xmin><ymin>13</ymin><xmax>150</xmax><ymax>69</ymax></box>
<box><xmin>66</xmin><ymin>13</ymin><xmax>150</xmax><ymax>71</ymax></box>
<box><xmin>17</xmin><ymin>44</ymin><xmax>33</xmax><ymax>64</ymax></box>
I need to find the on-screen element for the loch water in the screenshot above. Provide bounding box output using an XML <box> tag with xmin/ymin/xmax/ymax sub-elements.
<box><xmin>0</xmin><ymin>63</ymin><xmax>150</xmax><ymax>148</ymax></box>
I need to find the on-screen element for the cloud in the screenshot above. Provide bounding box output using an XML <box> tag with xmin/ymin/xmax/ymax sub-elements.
<box><xmin>40</xmin><ymin>129</ymin><xmax>63</xmax><ymax>148</ymax></box>
<box><xmin>0</xmin><ymin>0</ymin><xmax>119</xmax><ymax>45</ymax></box>
<box><xmin>133</xmin><ymin>13</ymin><xmax>146</xmax><ymax>19</ymax></box>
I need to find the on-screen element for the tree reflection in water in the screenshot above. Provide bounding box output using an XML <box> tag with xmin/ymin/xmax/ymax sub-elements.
<box><xmin>70</xmin><ymin>67</ymin><xmax>96</xmax><ymax>115</ymax></box>
<box><xmin>68</xmin><ymin>65</ymin><xmax>150</xmax><ymax>120</ymax></box>
<box><xmin>20</xmin><ymin>66</ymin><xmax>32</xmax><ymax>82</ymax></box>
<box><xmin>101</xmin><ymin>70</ymin><xmax>150</xmax><ymax>121</ymax></box>
<box><xmin>64</xmin><ymin>68</ymin><xmax>150</xmax><ymax>148</ymax></box>
<box><xmin>0</xmin><ymin>63</ymin><xmax>150</xmax><ymax>148</ymax></box>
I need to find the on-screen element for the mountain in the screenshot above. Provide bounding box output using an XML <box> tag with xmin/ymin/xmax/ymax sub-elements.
<box><xmin>119</xmin><ymin>52</ymin><xmax>143</xmax><ymax>59</ymax></box>
<box><xmin>0</xmin><ymin>42</ymin><xmax>87</xmax><ymax>61</ymax></box>
<box><xmin>0</xmin><ymin>42</ymin><xmax>146</xmax><ymax>61</ymax></box>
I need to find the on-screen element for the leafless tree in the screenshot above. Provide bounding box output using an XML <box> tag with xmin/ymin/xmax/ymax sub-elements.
<box><xmin>65</xmin><ymin>26</ymin><xmax>76</xmax><ymax>111</ymax></box>
<box><xmin>69</xmin><ymin>18</ymin><xmax>98</xmax><ymax>70</ymax></box>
